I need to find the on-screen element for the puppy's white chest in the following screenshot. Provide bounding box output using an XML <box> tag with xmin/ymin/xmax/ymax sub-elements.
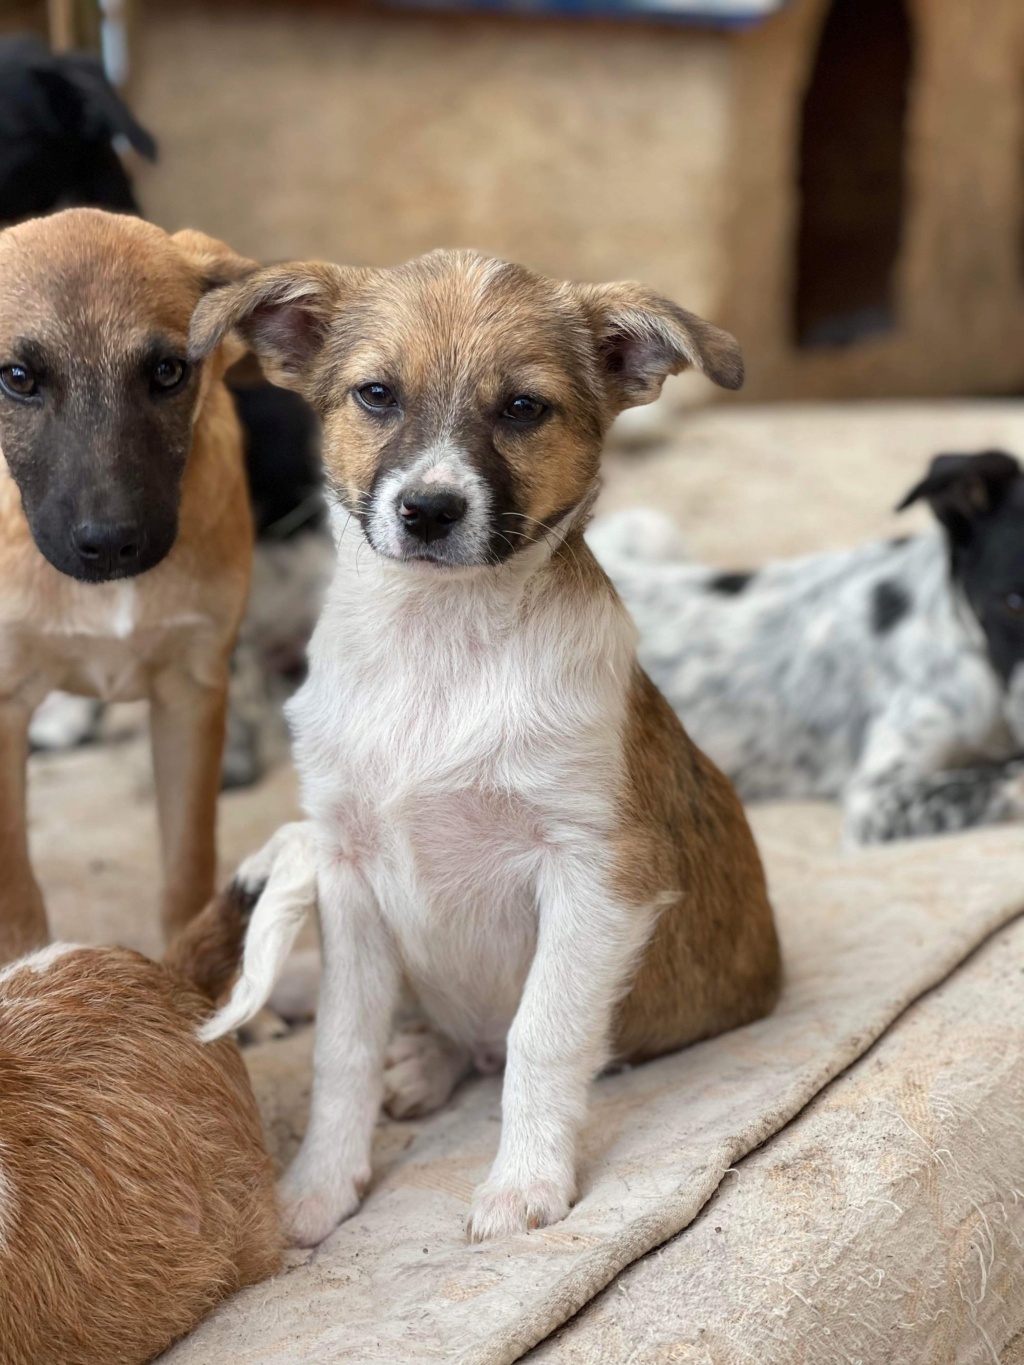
<box><xmin>294</xmin><ymin>636</ymin><xmax>559</xmax><ymax>1037</ymax></box>
<box><xmin>385</xmin><ymin>787</ymin><xmax>544</xmax><ymax>1039</ymax></box>
<box><xmin>84</xmin><ymin>583</ymin><xmax>138</xmax><ymax>642</ymax></box>
<box><xmin>290</xmin><ymin>548</ymin><xmax>630</xmax><ymax>1044</ymax></box>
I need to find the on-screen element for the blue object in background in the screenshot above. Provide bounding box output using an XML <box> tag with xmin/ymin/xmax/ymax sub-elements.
<box><xmin>377</xmin><ymin>0</ymin><xmax>786</xmax><ymax>27</ymax></box>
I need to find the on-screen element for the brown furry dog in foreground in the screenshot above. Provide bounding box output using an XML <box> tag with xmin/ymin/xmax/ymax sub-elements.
<box><xmin>0</xmin><ymin>889</ymin><xmax>281</xmax><ymax>1365</ymax></box>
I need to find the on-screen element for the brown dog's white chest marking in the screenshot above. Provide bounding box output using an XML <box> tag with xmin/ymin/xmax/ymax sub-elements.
<box><xmin>0</xmin><ymin>532</ymin><xmax>229</xmax><ymax>702</ymax></box>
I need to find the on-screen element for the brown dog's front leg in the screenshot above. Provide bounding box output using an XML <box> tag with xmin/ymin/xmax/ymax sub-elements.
<box><xmin>0</xmin><ymin>700</ymin><xmax>48</xmax><ymax>962</ymax></box>
<box><xmin>150</xmin><ymin>668</ymin><xmax>229</xmax><ymax>942</ymax></box>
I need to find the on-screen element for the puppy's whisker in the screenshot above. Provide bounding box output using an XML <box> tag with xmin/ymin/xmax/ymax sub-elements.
<box><xmin>493</xmin><ymin>531</ymin><xmax>521</xmax><ymax>559</ymax></box>
<box><xmin>503</xmin><ymin>512</ymin><xmax>551</xmax><ymax>546</ymax></box>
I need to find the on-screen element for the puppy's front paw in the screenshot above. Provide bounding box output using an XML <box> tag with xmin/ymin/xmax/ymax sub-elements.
<box><xmin>278</xmin><ymin>1167</ymin><xmax>367</xmax><ymax>1247</ymax></box>
<box><xmin>466</xmin><ymin>1178</ymin><xmax>573</xmax><ymax>1242</ymax></box>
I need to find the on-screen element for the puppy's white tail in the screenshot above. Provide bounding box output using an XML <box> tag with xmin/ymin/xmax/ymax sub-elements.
<box><xmin>199</xmin><ymin>821</ymin><xmax>318</xmax><ymax>1043</ymax></box>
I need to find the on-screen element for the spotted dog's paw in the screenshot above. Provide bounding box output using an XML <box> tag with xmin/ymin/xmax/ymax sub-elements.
<box><xmin>465</xmin><ymin>1178</ymin><xmax>574</xmax><ymax>1242</ymax></box>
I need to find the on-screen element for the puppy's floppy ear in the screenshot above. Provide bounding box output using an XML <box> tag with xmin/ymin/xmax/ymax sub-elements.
<box><xmin>574</xmin><ymin>281</ymin><xmax>744</xmax><ymax>409</ymax></box>
<box><xmin>897</xmin><ymin>450</ymin><xmax>1021</xmax><ymax>541</ymax></box>
<box><xmin>188</xmin><ymin>262</ymin><xmax>353</xmax><ymax>393</ymax></box>
<box><xmin>172</xmin><ymin>229</ymin><xmax>259</xmax><ymax>290</ymax></box>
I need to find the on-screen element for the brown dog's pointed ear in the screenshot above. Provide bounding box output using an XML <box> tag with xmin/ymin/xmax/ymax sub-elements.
<box><xmin>171</xmin><ymin>229</ymin><xmax>259</xmax><ymax>290</ymax></box>
<box><xmin>188</xmin><ymin>262</ymin><xmax>354</xmax><ymax>393</ymax></box>
<box><xmin>897</xmin><ymin>450</ymin><xmax>1021</xmax><ymax>542</ymax></box>
<box><xmin>574</xmin><ymin>281</ymin><xmax>744</xmax><ymax>410</ymax></box>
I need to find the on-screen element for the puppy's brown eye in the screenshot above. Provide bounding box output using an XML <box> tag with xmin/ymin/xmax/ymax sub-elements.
<box><xmin>151</xmin><ymin>358</ymin><xmax>188</xmax><ymax>392</ymax></box>
<box><xmin>357</xmin><ymin>383</ymin><xmax>397</xmax><ymax>410</ymax></box>
<box><xmin>502</xmin><ymin>395</ymin><xmax>546</xmax><ymax>423</ymax></box>
<box><xmin>0</xmin><ymin>363</ymin><xmax>37</xmax><ymax>398</ymax></box>
<box><xmin>1005</xmin><ymin>592</ymin><xmax>1024</xmax><ymax>617</ymax></box>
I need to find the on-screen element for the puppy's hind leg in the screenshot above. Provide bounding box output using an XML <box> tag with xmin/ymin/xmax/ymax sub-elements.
<box><xmin>384</xmin><ymin>1022</ymin><xmax>472</xmax><ymax>1120</ymax></box>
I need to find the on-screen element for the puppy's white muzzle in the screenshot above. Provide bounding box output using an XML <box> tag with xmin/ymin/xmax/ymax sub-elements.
<box><xmin>366</xmin><ymin>447</ymin><xmax>493</xmax><ymax>567</ymax></box>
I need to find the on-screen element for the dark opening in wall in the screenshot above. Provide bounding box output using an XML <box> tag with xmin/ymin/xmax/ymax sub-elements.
<box><xmin>794</xmin><ymin>0</ymin><xmax>913</xmax><ymax>349</ymax></box>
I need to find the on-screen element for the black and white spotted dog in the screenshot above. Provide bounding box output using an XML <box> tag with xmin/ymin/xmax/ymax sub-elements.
<box><xmin>589</xmin><ymin>450</ymin><xmax>1024</xmax><ymax>844</ymax></box>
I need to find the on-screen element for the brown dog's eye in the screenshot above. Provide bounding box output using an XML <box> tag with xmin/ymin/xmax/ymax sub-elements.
<box><xmin>502</xmin><ymin>395</ymin><xmax>546</xmax><ymax>423</ymax></box>
<box><xmin>0</xmin><ymin>363</ymin><xmax>37</xmax><ymax>399</ymax></box>
<box><xmin>151</xmin><ymin>358</ymin><xmax>188</xmax><ymax>392</ymax></box>
<box><xmin>1005</xmin><ymin>592</ymin><xmax>1024</xmax><ymax>617</ymax></box>
<box><xmin>356</xmin><ymin>383</ymin><xmax>398</xmax><ymax>410</ymax></box>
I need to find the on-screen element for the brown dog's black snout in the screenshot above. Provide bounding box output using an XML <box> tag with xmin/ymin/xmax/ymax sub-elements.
<box><xmin>399</xmin><ymin>490</ymin><xmax>467</xmax><ymax>544</ymax></box>
<box><xmin>71</xmin><ymin>521</ymin><xmax>143</xmax><ymax>577</ymax></box>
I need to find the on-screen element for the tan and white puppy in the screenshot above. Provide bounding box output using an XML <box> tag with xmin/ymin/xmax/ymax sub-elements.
<box><xmin>193</xmin><ymin>250</ymin><xmax>781</xmax><ymax>1245</ymax></box>
<box><xmin>0</xmin><ymin>209</ymin><xmax>255</xmax><ymax>961</ymax></box>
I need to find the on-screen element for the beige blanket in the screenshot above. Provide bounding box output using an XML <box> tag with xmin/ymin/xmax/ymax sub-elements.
<box><xmin>161</xmin><ymin>805</ymin><xmax>1024</xmax><ymax>1365</ymax></box>
<box><xmin>533</xmin><ymin>901</ymin><xmax>1024</xmax><ymax>1364</ymax></box>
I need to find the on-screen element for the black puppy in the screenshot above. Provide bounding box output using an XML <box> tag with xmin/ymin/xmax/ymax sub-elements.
<box><xmin>0</xmin><ymin>35</ymin><xmax>156</xmax><ymax>223</ymax></box>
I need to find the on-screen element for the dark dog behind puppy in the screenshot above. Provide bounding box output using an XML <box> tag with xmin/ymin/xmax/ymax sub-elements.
<box><xmin>0</xmin><ymin>35</ymin><xmax>156</xmax><ymax>224</ymax></box>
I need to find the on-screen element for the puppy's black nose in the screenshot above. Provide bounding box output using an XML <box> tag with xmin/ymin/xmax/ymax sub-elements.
<box><xmin>71</xmin><ymin>522</ymin><xmax>143</xmax><ymax>576</ymax></box>
<box><xmin>399</xmin><ymin>490</ymin><xmax>467</xmax><ymax>543</ymax></box>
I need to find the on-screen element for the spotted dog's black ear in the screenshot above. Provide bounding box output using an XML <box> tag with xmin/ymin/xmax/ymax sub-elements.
<box><xmin>897</xmin><ymin>451</ymin><xmax>1022</xmax><ymax>542</ymax></box>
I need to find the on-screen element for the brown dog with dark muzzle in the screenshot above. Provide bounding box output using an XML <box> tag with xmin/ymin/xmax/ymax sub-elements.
<box><xmin>0</xmin><ymin>208</ymin><xmax>255</xmax><ymax>962</ymax></box>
